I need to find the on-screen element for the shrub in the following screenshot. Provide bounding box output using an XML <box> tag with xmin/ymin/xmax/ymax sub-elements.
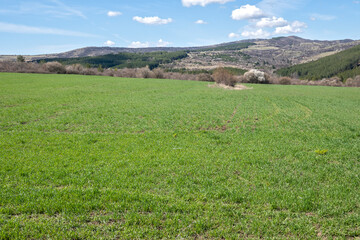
<box><xmin>279</xmin><ymin>77</ymin><xmax>292</xmax><ymax>85</ymax></box>
<box><xmin>136</xmin><ymin>68</ymin><xmax>152</xmax><ymax>78</ymax></box>
<box><xmin>17</xmin><ymin>55</ymin><xmax>25</xmax><ymax>63</ymax></box>
<box><xmin>212</xmin><ymin>67</ymin><xmax>237</xmax><ymax>87</ymax></box>
<box><xmin>152</xmin><ymin>68</ymin><xmax>164</xmax><ymax>79</ymax></box>
<box><xmin>243</xmin><ymin>69</ymin><xmax>269</xmax><ymax>84</ymax></box>
<box><xmin>345</xmin><ymin>76</ymin><xmax>360</xmax><ymax>87</ymax></box>
<box><xmin>196</xmin><ymin>73</ymin><xmax>213</xmax><ymax>82</ymax></box>
<box><xmin>103</xmin><ymin>69</ymin><xmax>115</xmax><ymax>77</ymax></box>
<box><xmin>97</xmin><ymin>65</ymin><xmax>104</xmax><ymax>73</ymax></box>
<box><xmin>44</xmin><ymin>62</ymin><xmax>66</xmax><ymax>74</ymax></box>
<box><xmin>318</xmin><ymin>77</ymin><xmax>343</xmax><ymax>87</ymax></box>
<box><xmin>65</xmin><ymin>64</ymin><xmax>84</xmax><ymax>74</ymax></box>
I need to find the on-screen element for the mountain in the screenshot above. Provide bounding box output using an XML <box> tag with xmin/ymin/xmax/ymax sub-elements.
<box><xmin>276</xmin><ymin>44</ymin><xmax>360</xmax><ymax>80</ymax></box>
<box><xmin>172</xmin><ymin>36</ymin><xmax>360</xmax><ymax>71</ymax></box>
<box><xmin>1</xmin><ymin>36</ymin><xmax>360</xmax><ymax>71</ymax></box>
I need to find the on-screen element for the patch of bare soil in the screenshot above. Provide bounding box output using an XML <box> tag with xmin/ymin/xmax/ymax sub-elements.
<box><xmin>208</xmin><ymin>83</ymin><xmax>253</xmax><ymax>90</ymax></box>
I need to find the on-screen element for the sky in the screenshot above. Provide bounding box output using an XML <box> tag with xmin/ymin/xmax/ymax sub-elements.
<box><xmin>0</xmin><ymin>0</ymin><xmax>359</xmax><ymax>55</ymax></box>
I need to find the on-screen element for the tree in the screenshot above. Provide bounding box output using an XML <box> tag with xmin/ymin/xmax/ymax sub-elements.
<box><xmin>212</xmin><ymin>67</ymin><xmax>237</xmax><ymax>87</ymax></box>
<box><xmin>17</xmin><ymin>55</ymin><xmax>25</xmax><ymax>63</ymax></box>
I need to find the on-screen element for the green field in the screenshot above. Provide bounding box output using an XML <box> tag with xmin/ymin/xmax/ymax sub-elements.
<box><xmin>1</xmin><ymin>73</ymin><xmax>359</xmax><ymax>239</ymax></box>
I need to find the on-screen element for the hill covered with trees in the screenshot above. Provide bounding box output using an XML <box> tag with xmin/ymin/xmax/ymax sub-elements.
<box><xmin>36</xmin><ymin>51</ymin><xmax>188</xmax><ymax>70</ymax></box>
<box><xmin>276</xmin><ymin>44</ymin><xmax>360</xmax><ymax>80</ymax></box>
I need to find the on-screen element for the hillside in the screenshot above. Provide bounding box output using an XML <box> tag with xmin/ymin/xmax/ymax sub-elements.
<box><xmin>173</xmin><ymin>36</ymin><xmax>360</xmax><ymax>71</ymax></box>
<box><xmin>276</xmin><ymin>44</ymin><xmax>360</xmax><ymax>80</ymax></box>
<box><xmin>37</xmin><ymin>51</ymin><xmax>189</xmax><ymax>70</ymax></box>
<box><xmin>2</xmin><ymin>37</ymin><xmax>360</xmax><ymax>72</ymax></box>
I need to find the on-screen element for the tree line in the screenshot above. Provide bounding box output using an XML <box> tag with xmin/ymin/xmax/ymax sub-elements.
<box><xmin>276</xmin><ymin>44</ymin><xmax>360</xmax><ymax>81</ymax></box>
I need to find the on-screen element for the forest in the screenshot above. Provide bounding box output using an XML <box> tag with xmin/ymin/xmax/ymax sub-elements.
<box><xmin>276</xmin><ymin>44</ymin><xmax>360</xmax><ymax>80</ymax></box>
<box><xmin>36</xmin><ymin>51</ymin><xmax>189</xmax><ymax>70</ymax></box>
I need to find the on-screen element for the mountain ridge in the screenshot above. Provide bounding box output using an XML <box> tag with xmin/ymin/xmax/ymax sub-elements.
<box><xmin>1</xmin><ymin>36</ymin><xmax>360</xmax><ymax>71</ymax></box>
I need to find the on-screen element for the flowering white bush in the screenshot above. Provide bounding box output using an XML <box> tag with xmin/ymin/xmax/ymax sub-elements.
<box><xmin>244</xmin><ymin>69</ymin><xmax>269</xmax><ymax>84</ymax></box>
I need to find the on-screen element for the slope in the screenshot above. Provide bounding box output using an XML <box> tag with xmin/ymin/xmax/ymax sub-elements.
<box><xmin>276</xmin><ymin>44</ymin><xmax>360</xmax><ymax>80</ymax></box>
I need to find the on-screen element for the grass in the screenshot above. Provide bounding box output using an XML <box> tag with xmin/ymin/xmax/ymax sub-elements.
<box><xmin>0</xmin><ymin>72</ymin><xmax>360</xmax><ymax>239</ymax></box>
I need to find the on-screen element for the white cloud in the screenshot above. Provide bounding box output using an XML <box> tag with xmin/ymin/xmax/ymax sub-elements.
<box><xmin>274</xmin><ymin>21</ymin><xmax>307</xmax><ymax>34</ymax></box>
<box><xmin>228</xmin><ymin>32</ymin><xmax>240</xmax><ymax>38</ymax></box>
<box><xmin>133</xmin><ymin>16</ymin><xmax>173</xmax><ymax>25</ymax></box>
<box><xmin>354</xmin><ymin>1</ymin><xmax>360</xmax><ymax>3</ymax></box>
<box><xmin>231</xmin><ymin>4</ymin><xmax>266</xmax><ymax>20</ymax></box>
<box><xmin>241</xmin><ymin>29</ymin><xmax>270</xmax><ymax>38</ymax></box>
<box><xmin>107</xmin><ymin>11</ymin><xmax>122</xmax><ymax>17</ymax></box>
<box><xmin>104</xmin><ymin>40</ymin><xmax>115</xmax><ymax>46</ymax></box>
<box><xmin>129</xmin><ymin>41</ymin><xmax>150</xmax><ymax>48</ymax></box>
<box><xmin>182</xmin><ymin>0</ymin><xmax>234</xmax><ymax>7</ymax></box>
<box><xmin>157</xmin><ymin>39</ymin><xmax>171</xmax><ymax>47</ymax></box>
<box><xmin>256</xmin><ymin>17</ymin><xmax>288</xmax><ymax>28</ymax></box>
<box><xmin>310</xmin><ymin>14</ymin><xmax>336</xmax><ymax>21</ymax></box>
<box><xmin>195</xmin><ymin>20</ymin><xmax>207</xmax><ymax>24</ymax></box>
<box><xmin>128</xmin><ymin>39</ymin><xmax>171</xmax><ymax>48</ymax></box>
<box><xmin>0</xmin><ymin>22</ymin><xmax>97</xmax><ymax>37</ymax></box>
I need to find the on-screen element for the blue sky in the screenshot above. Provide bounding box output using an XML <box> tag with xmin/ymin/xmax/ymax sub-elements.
<box><xmin>0</xmin><ymin>0</ymin><xmax>359</xmax><ymax>54</ymax></box>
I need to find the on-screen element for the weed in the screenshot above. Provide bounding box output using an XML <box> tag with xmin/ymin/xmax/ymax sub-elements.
<box><xmin>315</xmin><ymin>149</ymin><xmax>328</xmax><ymax>155</ymax></box>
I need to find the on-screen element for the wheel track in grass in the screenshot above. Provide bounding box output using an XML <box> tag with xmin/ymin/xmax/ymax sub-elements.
<box><xmin>262</xmin><ymin>98</ymin><xmax>313</xmax><ymax>127</ymax></box>
<box><xmin>198</xmin><ymin>97</ymin><xmax>247</xmax><ymax>132</ymax></box>
<box><xmin>293</xmin><ymin>100</ymin><xmax>313</xmax><ymax>120</ymax></box>
<box><xmin>217</xmin><ymin>96</ymin><xmax>248</xmax><ymax>132</ymax></box>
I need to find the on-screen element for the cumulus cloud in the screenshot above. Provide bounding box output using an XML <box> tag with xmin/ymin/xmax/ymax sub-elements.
<box><xmin>228</xmin><ymin>32</ymin><xmax>240</xmax><ymax>38</ymax></box>
<box><xmin>133</xmin><ymin>16</ymin><xmax>173</xmax><ymax>25</ymax></box>
<box><xmin>182</xmin><ymin>0</ymin><xmax>234</xmax><ymax>7</ymax></box>
<box><xmin>274</xmin><ymin>21</ymin><xmax>307</xmax><ymax>34</ymax></box>
<box><xmin>231</xmin><ymin>4</ymin><xmax>266</xmax><ymax>20</ymax></box>
<box><xmin>104</xmin><ymin>40</ymin><xmax>115</xmax><ymax>46</ymax></box>
<box><xmin>256</xmin><ymin>17</ymin><xmax>287</xmax><ymax>28</ymax></box>
<box><xmin>241</xmin><ymin>29</ymin><xmax>270</xmax><ymax>38</ymax></box>
<box><xmin>128</xmin><ymin>41</ymin><xmax>150</xmax><ymax>48</ymax></box>
<box><xmin>107</xmin><ymin>11</ymin><xmax>122</xmax><ymax>17</ymax></box>
<box><xmin>128</xmin><ymin>39</ymin><xmax>171</xmax><ymax>48</ymax></box>
<box><xmin>157</xmin><ymin>39</ymin><xmax>171</xmax><ymax>47</ymax></box>
<box><xmin>195</xmin><ymin>20</ymin><xmax>207</xmax><ymax>24</ymax></box>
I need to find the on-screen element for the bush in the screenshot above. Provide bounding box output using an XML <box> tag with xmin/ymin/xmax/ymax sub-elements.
<box><xmin>279</xmin><ymin>77</ymin><xmax>292</xmax><ymax>85</ymax></box>
<box><xmin>152</xmin><ymin>68</ymin><xmax>164</xmax><ymax>79</ymax></box>
<box><xmin>318</xmin><ymin>77</ymin><xmax>343</xmax><ymax>87</ymax></box>
<box><xmin>44</xmin><ymin>62</ymin><xmax>66</xmax><ymax>74</ymax></box>
<box><xmin>345</xmin><ymin>75</ymin><xmax>360</xmax><ymax>87</ymax></box>
<box><xmin>65</xmin><ymin>64</ymin><xmax>84</xmax><ymax>74</ymax></box>
<box><xmin>136</xmin><ymin>68</ymin><xmax>152</xmax><ymax>78</ymax></box>
<box><xmin>212</xmin><ymin>67</ymin><xmax>237</xmax><ymax>87</ymax></box>
<box><xmin>243</xmin><ymin>69</ymin><xmax>269</xmax><ymax>84</ymax></box>
<box><xmin>97</xmin><ymin>65</ymin><xmax>104</xmax><ymax>73</ymax></box>
<box><xmin>196</xmin><ymin>73</ymin><xmax>213</xmax><ymax>82</ymax></box>
<box><xmin>17</xmin><ymin>55</ymin><xmax>25</xmax><ymax>63</ymax></box>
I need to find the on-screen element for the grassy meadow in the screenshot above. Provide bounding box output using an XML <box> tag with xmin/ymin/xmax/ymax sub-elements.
<box><xmin>0</xmin><ymin>73</ymin><xmax>359</xmax><ymax>239</ymax></box>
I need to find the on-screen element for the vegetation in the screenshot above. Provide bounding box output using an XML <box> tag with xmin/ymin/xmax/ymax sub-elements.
<box><xmin>210</xmin><ymin>52</ymin><xmax>251</xmax><ymax>62</ymax></box>
<box><xmin>243</xmin><ymin>69</ymin><xmax>270</xmax><ymax>84</ymax></box>
<box><xmin>1</xmin><ymin>73</ymin><xmax>360</xmax><ymax>239</ymax></box>
<box><xmin>276</xmin><ymin>44</ymin><xmax>360</xmax><ymax>80</ymax></box>
<box><xmin>165</xmin><ymin>67</ymin><xmax>247</xmax><ymax>76</ymax></box>
<box><xmin>212</xmin><ymin>67</ymin><xmax>237</xmax><ymax>87</ymax></box>
<box><xmin>16</xmin><ymin>55</ymin><xmax>25</xmax><ymax>63</ymax></box>
<box><xmin>36</xmin><ymin>51</ymin><xmax>189</xmax><ymax>70</ymax></box>
<box><xmin>197</xmin><ymin>42</ymin><xmax>255</xmax><ymax>51</ymax></box>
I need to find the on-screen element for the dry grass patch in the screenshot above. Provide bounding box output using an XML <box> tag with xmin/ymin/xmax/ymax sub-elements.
<box><xmin>209</xmin><ymin>83</ymin><xmax>252</xmax><ymax>90</ymax></box>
